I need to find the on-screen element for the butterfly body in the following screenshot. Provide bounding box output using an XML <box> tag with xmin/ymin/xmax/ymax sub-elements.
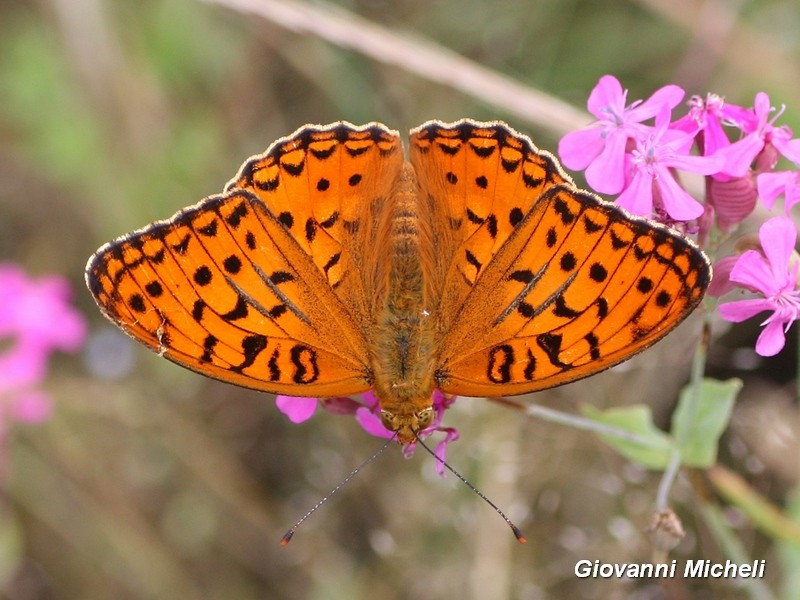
<box><xmin>86</xmin><ymin>120</ymin><xmax>710</xmax><ymax>445</ymax></box>
<box><xmin>367</xmin><ymin>163</ymin><xmax>438</xmax><ymax>441</ymax></box>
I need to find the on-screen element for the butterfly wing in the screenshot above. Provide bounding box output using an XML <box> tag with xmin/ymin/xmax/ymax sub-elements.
<box><xmin>86</xmin><ymin>122</ymin><xmax>405</xmax><ymax>396</ymax></box>
<box><xmin>411</xmin><ymin>120</ymin><xmax>710</xmax><ymax>397</ymax></box>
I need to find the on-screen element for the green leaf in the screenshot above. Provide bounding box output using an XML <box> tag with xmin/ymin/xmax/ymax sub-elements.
<box><xmin>581</xmin><ymin>404</ymin><xmax>674</xmax><ymax>469</ymax></box>
<box><xmin>671</xmin><ymin>378</ymin><xmax>741</xmax><ymax>467</ymax></box>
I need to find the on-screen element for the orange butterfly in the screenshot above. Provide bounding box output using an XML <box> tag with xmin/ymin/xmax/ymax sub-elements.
<box><xmin>86</xmin><ymin>120</ymin><xmax>709</xmax><ymax>444</ymax></box>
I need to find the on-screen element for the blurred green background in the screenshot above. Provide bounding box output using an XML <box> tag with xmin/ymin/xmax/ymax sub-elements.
<box><xmin>2</xmin><ymin>0</ymin><xmax>800</xmax><ymax>598</ymax></box>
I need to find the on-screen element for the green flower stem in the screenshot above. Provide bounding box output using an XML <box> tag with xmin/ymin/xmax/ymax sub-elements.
<box><xmin>655</xmin><ymin>451</ymin><xmax>682</xmax><ymax>511</ymax></box>
<box><xmin>521</xmin><ymin>404</ymin><xmax>661</xmax><ymax>447</ymax></box>
<box><xmin>655</xmin><ymin>314</ymin><xmax>711</xmax><ymax>510</ymax></box>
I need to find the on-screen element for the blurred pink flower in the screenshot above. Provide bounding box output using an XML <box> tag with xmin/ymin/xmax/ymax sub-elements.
<box><xmin>558</xmin><ymin>75</ymin><xmax>684</xmax><ymax>195</ymax></box>
<box><xmin>718</xmin><ymin>217</ymin><xmax>800</xmax><ymax>356</ymax></box>
<box><xmin>0</xmin><ymin>264</ymin><xmax>87</xmax><ymax>461</ymax></box>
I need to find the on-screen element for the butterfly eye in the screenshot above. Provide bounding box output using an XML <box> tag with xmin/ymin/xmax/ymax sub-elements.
<box><xmin>416</xmin><ymin>407</ymin><xmax>434</xmax><ymax>429</ymax></box>
<box><xmin>380</xmin><ymin>410</ymin><xmax>397</xmax><ymax>431</ymax></box>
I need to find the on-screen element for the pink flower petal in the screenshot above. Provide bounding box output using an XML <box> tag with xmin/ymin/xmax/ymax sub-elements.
<box><xmin>666</xmin><ymin>152</ymin><xmax>725</xmax><ymax>176</ymax></box>
<box><xmin>757</xmin><ymin>172</ymin><xmax>788</xmax><ymax>208</ymax></box>
<box><xmin>432</xmin><ymin>428</ymin><xmax>460</xmax><ymax>478</ymax></box>
<box><xmin>707</xmin><ymin>255</ymin><xmax>740</xmax><ymax>297</ymax></box>
<box><xmin>723</xmin><ymin>103</ymin><xmax>758</xmax><ymax>132</ymax></box>
<box><xmin>759</xmin><ymin>216</ymin><xmax>796</xmax><ymax>282</ymax></box>
<box><xmin>715</xmin><ymin>134</ymin><xmax>764</xmax><ymax>178</ymax></box>
<box><xmin>275</xmin><ymin>396</ymin><xmax>318</xmax><ymax>423</ymax></box>
<box><xmin>585</xmin><ymin>131</ymin><xmax>628</xmax><ymax>194</ymax></box>
<box><xmin>0</xmin><ymin>265</ymin><xmax>87</xmax><ymax>352</ymax></box>
<box><xmin>728</xmin><ymin>250</ymin><xmax>779</xmax><ymax>296</ymax></box>
<box><xmin>787</xmin><ymin>180</ymin><xmax>800</xmax><ymax>212</ymax></box>
<box><xmin>616</xmin><ymin>170</ymin><xmax>655</xmax><ymax>216</ymax></box>
<box><xmin>318</xmin><ymin>396</ymin><xmax>362</xmax><ymax>415</ymax></box>
<box><xmin>718</xmin><ymin>297</ymin><xmax>778</xmax><ymax>322</ymax></box>
<box><xmin>355</xmin><ymin>407</ymin><xmax>393</xmax><ymax>439</ymax></box>
<box><xmin>558</xmin><ymin>128</ymin><xmax>605</xmax><ymax>171</ymax></box>
<box><xmin>780</xmin><ymin>138</ymin><xmax>800</xmax><ymax>165</ymax></box>
<box><xmin>0</xmin><ymin>342</ymin><xmax>49</xmax><ymax>391</ymax></box>
<box><xmin>656</xmin><ymin>171</ymin><xmax>705</xmax><ymax>221</ymax></box>
<box><xmin>752</xmin><ymin>92</ymin><xmax>772</xmax><ymax>128</ymax></box>
<box><xmin>701</xmin><ymin>115</ymin><xmax>734</xmax><ymax>157</ymax></box>
<box><xmin>755</xmin><ymin>318</ymin><xmax>788</xmax><ymax>357</ymax></box>
<box><xmin>628</xmin><ymin>85</ymin><xmax>685</xmax><ymax>122</ymax></box>
<box><xmin>587</xmin><ymin>75</ymin><xmax>625</xmax><ymax>118</ymax></box>
<box><xmin>655</xmin><ymin>169</ymin><xmax>705</xmax><ymax>221</ymax></box>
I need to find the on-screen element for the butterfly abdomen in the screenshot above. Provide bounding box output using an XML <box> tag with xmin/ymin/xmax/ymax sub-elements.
<box><xmin>370</xmin><ymin>165</ymin><xmax>436</xmax><ymax>410</ymax></box>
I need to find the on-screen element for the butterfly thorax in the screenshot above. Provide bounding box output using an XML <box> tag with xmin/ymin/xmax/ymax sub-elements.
<box><xmin>369</xmin><ymin>164</ymin><xmax>438</xmax><ymax>444</ymax></box>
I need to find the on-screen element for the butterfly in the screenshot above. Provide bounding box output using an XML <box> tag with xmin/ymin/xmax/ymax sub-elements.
<box><xmin>86</xmin><ymin>120</ymin><xmax>710</xmax><ymax>444</ymax></box>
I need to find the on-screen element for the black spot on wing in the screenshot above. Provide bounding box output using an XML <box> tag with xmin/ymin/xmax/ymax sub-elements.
<box><xmin>129</xmin><ymin>293</ymin><xmax>146</xmax><ymax>313</ymax></box>
<box><xmin>537</xmin><ymin>333</ymin><xmax>571</xmax><ymax>369</ymax></box>
<box><xmin>231</xmin><ymin>334</ymin><xmax>267</xmax><ymax>372</ymax></box>
<box><xmin>197</xmin><ymin>220</ymin><xmax>218</xmax><ymax>237</ymax></box>
<box><xmin>226</xmin><ymin>202</ymin><xmax>248</xmax><ymax>228</ymax></box>
<box><xmin>278</xmin><ymin>212</ymin><xmax>294</xmax><ymax>229</ymax></box>
<box><xmin>222</xmin><ymin>296</ymin><xmax>248</xmax><ymax>321</ymax></box>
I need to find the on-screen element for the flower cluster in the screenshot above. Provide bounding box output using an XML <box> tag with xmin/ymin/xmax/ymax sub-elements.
<box><xmin>559</xmin><ymin>75</ymin><xmax>800</xmax><ymax>357</ymax></box>
<box><xmin>0</xmin><ymin>263</ymin><xmax>86</xmax><ymax>474</ymax></box>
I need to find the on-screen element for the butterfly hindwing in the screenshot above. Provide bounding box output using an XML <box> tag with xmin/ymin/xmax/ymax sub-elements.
<box><xmin>89</xmin><ymin>193</ymin><xmax>372</xmax><ymax>400</ymax></box>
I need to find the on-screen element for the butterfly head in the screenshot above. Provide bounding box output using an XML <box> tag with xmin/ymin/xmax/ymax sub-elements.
<box><xmin>380</xmin><ymin>406</ymin><xmax>434</xmax><ymax>445</ymax></box>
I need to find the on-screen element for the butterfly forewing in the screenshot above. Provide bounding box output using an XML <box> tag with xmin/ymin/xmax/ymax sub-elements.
<box><xmin>226</xmin><ymin>122</ymin><xmax>405</xmax><ymax>325</ymax></box>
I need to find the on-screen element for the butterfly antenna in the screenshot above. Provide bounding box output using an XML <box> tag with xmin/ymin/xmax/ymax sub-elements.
<box><xmin>280</xmin><ymin>435</ymin><xmax>395</xmax><ymax>546</ymax></box>
<box><xmin>413</xmin><ymin>434</ymin><xmax>527</xmax><ymax>544</ymax></box>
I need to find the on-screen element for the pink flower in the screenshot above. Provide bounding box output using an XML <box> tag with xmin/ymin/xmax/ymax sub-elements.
<box><xmin>616</xmin><ymin>105</ymin><xmax>725</xmax><ymax>221</ymax></box>
<box><xmin>276</xmin><ymin>390</ymin><xmax>460</xmax><ymax>477</ymax></box>
<box><xmin>721</xmin><ymin>93</ymin><xmax>797</xmax><ymax>177</ymax></box>
<box><xmin>718</xmin><ymin>217</ymin><xmax>800</xmax><ymax>356</ymax></box>
<box><xmin>558</xmin><ymin>75</ymin><xmax>685</xmax><ymax>195</ymax></box>
<box><xmin>672</xmin><ymin>94</ymin><xmax>766</xmax><ymax>181</ymax></box>
<box><xmin>0</xmin><ymin>264</ymin><xmax>87</xmax><ymax>472</ymax></box>
<box><xmin>0</xmin><ymin>264</ymin><xmax>86</xmax><ymax>354</ymax></box>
